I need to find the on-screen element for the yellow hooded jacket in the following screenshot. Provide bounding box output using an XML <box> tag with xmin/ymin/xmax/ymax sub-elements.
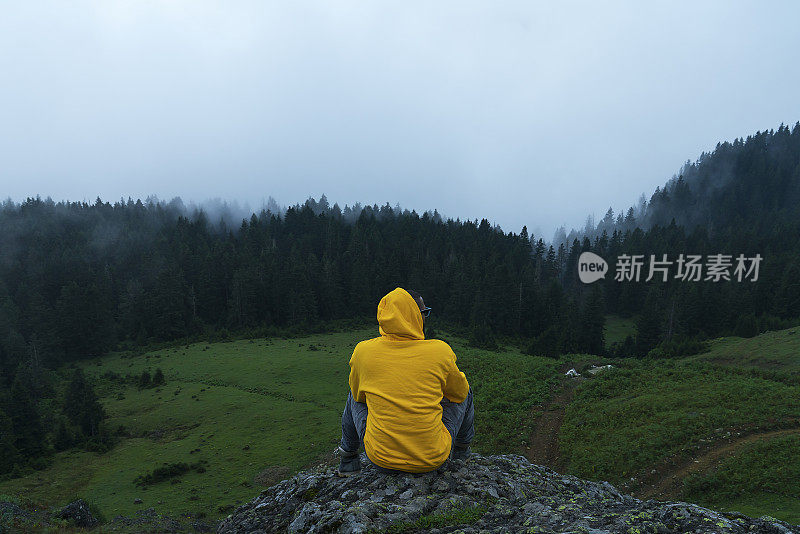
<box><xmin>348</xmin><ymin>287</ymin><xmax>470</xmax><ymax>472</ymax></box>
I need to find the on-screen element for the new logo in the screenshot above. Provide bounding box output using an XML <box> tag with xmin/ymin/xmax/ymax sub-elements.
<box><xmin>578</xmin><ymin>252</ymin><xmax>608</xmax><ymax>284</ymax></box>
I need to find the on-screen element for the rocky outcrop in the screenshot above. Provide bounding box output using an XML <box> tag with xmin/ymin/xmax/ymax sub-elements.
<box><xmin>56</xmin><ymin>499</ymin><xmax>98</xmax><ymax>528</ymax></box>
<box><xmin>218</xmin><ymin>453</ymin><xmax>799</xmax><ymax>533</ymax></box>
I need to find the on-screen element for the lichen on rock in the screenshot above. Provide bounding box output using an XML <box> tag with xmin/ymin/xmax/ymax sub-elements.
<box><xmin>218</xmin><ymin>453</ymin><xmax>799</xmax><ymax>533</ymax></box>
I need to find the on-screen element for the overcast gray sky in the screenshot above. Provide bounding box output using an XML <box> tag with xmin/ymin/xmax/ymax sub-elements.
<box><xmin>1</xmin><ymin>1</ymin><xmax>799</xmax><ymax>238</ymax></box>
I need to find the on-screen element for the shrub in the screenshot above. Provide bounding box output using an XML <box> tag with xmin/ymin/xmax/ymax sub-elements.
<box><xmin>606</xmin><ymin>334</ymin><xmax>637</xmax><ymax>358</ymax></box>
<box><xmin>152</xmin><ymin>368</ymin><xmax>165</xmax><ymax>386</ymax></box>
<box><xmin>734</xmin><ymin>314</ymin><xmax>759</xmax><ymax>338</ymax></box>
<box><xmin>133</xmin><ymin>461</ymin><xmax>207</xmax><ymax>487</ymax></box>
<box><xmin>53</xmin><ymin>418</ymin><xmax>77</xmax><ymax>452</ymax></box>
<box><xmin>468</xmin><ymin>324</ymin><xmax>498</xmax><ymax>351</ymax></box>
<box><xmin>138</xmin><ymin>370</ymin><xmax>151</xmax><ymax>389</ymax></box>
<box><xmin>524</xmin><ymin>326</ymin><xmax>562</xmax><ymax>358</ymax></box>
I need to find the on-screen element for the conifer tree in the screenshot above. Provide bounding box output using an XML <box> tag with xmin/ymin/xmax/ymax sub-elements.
<box><xmin>581</xmin><ymin>286</ymin><xmax>606</xmax><ymax>355</ymax></box>
<box><xmin>0</xmin><ymin>408</ymin><xmax>20</xmax><ymax>473</ymax></box>
<box><xmin>8</xmin><ymin>368</ymin><xmax>46</xmax><ymax>458</ymax></box>
<box><xmin>63</xmin><ymin>368</ymin><xmax>105</xmax><ymax>438</ymax></box>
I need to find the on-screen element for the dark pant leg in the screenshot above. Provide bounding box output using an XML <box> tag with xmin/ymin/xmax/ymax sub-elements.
<box><xmin>340</xmin><ymin>392</ymin><xmax>410</xmax><ymax>474</ymax></box>
<box><xmin>441</xmin><ymin>386</ymin><xmax>475</xmax><ymax>450</ymax></box>
<box><xmin>340</xmin><ymin>391</ymin><xmax>368</xmax><ymax>453</ymax></box>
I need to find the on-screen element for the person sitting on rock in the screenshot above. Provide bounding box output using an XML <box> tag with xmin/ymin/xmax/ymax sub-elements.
<box><xmin>337</xmin><ymin>287</ymin><xmax>475</xmax><ymax>476</ymax></box>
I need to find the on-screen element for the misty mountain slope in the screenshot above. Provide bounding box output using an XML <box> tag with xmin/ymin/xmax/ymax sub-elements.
<box><xmin>567</xmin><ymin>122</ymin><xmax>800</xmax><ymax>245</ymax></box>
<box><xmin>548</xmin><ymin>123</ymin><xmax>800</xmax><ymax>355</ymax></box>
<box><xmin>645</xmin><ymin>123</ymin><xmax>800</xmax><ymax>232</ymax></box>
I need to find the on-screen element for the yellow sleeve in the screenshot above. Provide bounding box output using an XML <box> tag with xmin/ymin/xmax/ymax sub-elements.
<box><xmin>443</xmin><ymin>349</ymin><xmax>469</xmax><ymax>403</ymax></box>
<box><xmin>348</xmin><ymin>347</ymin><xmax>366</xmax><ymax>403</ymax></box>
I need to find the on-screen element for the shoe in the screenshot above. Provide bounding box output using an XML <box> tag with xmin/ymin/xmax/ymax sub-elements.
<box><xmin>337</xmin><ymin>447</ymin><xmax>361</xmax><ymax>477</ymax></box>
<box><xmin>451</xmin><ymin>444</ymin><xmax>471</xmax><ymax>461</ymax></box>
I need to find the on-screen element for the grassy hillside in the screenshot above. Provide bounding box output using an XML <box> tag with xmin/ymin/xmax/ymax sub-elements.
<box><xmin>689</xmin><ymin>327</ymin><xmax>800</xmax><ymax>372</ymax></box>
<box><xmin>0</xmin><ymin>329</ymin><xmax>563</xmax><ymax>522</ymax></box>
<box><xmin>682</xmin><ymin>432</ymin><xmax>800</xmax><ymax>523</ymax></box>
<box><xmin>560</xmin><ymin>326</ymin><xmax>800</xmax><ymax>524</ymax></box>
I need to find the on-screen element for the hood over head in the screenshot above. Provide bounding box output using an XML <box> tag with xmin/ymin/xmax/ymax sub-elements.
<box><xmin>377</xmin><ymin>288</ymin><xmax>424</xmax><ymax>340</ymax></box>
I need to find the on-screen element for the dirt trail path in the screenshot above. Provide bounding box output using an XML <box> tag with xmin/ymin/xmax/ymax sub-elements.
<box><xmin>634</xmin><ymin>426</ymin><xmax>800</xmax><ymax>501</ymax></box>
<box><xmin>525</xmin><ymin>377</ymin><xmax>582</xmax><ymax>471</ymax></box>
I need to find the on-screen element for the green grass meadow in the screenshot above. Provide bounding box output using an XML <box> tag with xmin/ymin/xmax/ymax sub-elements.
<box><xmin>0</xmin><ymin>328</ymin><xmax>565</xmax><ymax>522</ymax></box>
<box><xmin>2</xmin><ymin>323</ymin><xmax>798</xmax><ymax>526</ymax></box>
<box><xmin>561</xmin><ymin>360</ymin><xmax>800</xmax><ymax>481</ymax></box>
<box><xmin>682</xmin><ymin>432</ymin><xmax>800</xmax><ymax>524</ymax></box>
<box><xmin>1</xmin><ymin>331</ymin><xmax>362</xmax><ymax>521</ymax></box>
<box><xmin>689</xmin><ymin>326</ymin><xmax>800</xmax><ymax>372</ymax></box>
<box><xmin>560</xmin><ymin>326</ymin><xmax>800</xmax><ymax>524</ymax></box>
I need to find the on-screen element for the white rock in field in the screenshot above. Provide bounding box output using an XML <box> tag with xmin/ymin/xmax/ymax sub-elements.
<box><xmin>587</xmin><ymin>364</ymin><xmax>614</xmax><ymax>375</ymax></box>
